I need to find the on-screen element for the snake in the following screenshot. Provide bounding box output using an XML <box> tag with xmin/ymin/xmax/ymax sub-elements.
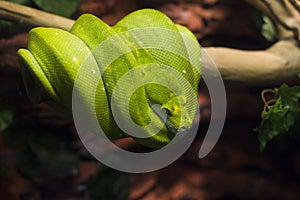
<box><xmin>17</xmin><ymin>9</ymin><xmax>201</xmax><ymax>149</ymax></box>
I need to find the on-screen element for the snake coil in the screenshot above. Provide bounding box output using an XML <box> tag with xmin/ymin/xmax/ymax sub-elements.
<box><xmin>18</xmin><ymin>9</ymin><xmax>201</xmax><ymax>148</ymax></box>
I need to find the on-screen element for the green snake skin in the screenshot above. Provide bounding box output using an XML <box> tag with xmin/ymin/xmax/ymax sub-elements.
<box><xmin>17</xmin><ymin>9</ymin><xmax>201</xmax><ymax>148</ymax></box>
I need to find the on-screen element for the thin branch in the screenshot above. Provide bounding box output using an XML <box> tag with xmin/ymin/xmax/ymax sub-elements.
<box><xmin>289</xmin><ymin>0</ymin><xmax>300</xmax><ymax>13</ymax></box>
<box><xmin>205</xmin><ymin>40</ymin><xmax>300</xmax><ymax>84</ymax></box>
<box><xmin>261</xmin><ymin>88</ymin><xmax>276</xmax><ymax>111</ymax></box>
<box><xmin>205</xmin><ymin>0</ymin><xmax>300</xmax><ymax>85</ymax></box>
<box><xmin>0</xmin><ymin>1</ymin><xmax>74</xmax><ymax>30</ymax></box>
<box><xmin>261</xmin><ymin>0</ymin><xmax>300</xmax><ymax>46</ymax></box>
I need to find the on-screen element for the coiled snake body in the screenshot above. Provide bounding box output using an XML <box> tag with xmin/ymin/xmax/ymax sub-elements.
<box><xmin>18</xmin><ymin>9</ymin><xmax>201</xmax><ymax>148</ymax></box>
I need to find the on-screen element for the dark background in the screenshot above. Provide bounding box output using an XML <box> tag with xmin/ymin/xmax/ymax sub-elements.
<box><xmin>1</xmin><ymin>0</ymin><xmax>300</xmax><ymax>199</ymax></box>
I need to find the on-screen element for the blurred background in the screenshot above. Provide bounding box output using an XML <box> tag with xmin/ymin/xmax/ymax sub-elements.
<box><xmin>1</xmin><ymin>0</ymin><xmax>300</xmax><ymax>199</ymax></box>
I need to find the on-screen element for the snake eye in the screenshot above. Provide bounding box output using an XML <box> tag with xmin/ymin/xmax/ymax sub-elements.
<box><xmin>162</xmin><ymin>108</ymin><xmax>171</xmax><ymax>115</ymax></box>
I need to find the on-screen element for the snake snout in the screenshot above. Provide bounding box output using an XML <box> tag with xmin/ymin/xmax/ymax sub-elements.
<box><xmin>177</xmin><ymin>126</ymin><xmax>188</xmax><ymax>135</ymax></box>
<box><xmin>166</xmin><ymin>125</ymin><xmax>189</xmax><ymax>135</ymax></box>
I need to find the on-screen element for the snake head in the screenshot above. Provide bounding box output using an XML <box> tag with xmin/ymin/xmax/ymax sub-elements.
<box><xmin>148</xmin><ymin>90</ymin><xmax>193</xmax><ymax>136</ymax></box>
<box><xmin>161</xmin><ymin>95</ymin><xmax>192</xmax><ymax>135</ymax></box>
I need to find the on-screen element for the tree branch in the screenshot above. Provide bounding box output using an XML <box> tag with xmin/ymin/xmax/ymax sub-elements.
<box><xmin>1</xmin><ymin>0</ymin><xmax>300</xmax><ymax>85</ymax></box>
<box><xmin>0</xmin><ymin>0</ymin><xmax>74</xmax><ymax>30</ymax></box>
<box><xmin>205</xmin><ymin>40</ymin><xmax>300</xmax><ymax>84</ymax></box>
<box><xmin>203</xmin><ymin>0</ymin><xmax>300</xmax><ymax>85</ymax></box>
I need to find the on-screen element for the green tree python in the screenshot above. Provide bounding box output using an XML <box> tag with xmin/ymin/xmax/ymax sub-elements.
<box><xmin>17</xmin><ymin>9</ymin><xmax>201</xmax><ymax>149</ymax></box>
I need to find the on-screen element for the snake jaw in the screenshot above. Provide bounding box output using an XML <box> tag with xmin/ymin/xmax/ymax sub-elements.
<box><xmin>150</xmin><ymin>102</ymin><xmax>191</xmax><ymax>135</ymax></box>
<box><xmin>150</xmin><ymin>103</ymin><xmax>180</xmax><ymax>135</ymax></box>
<box><xmin>165</xmin><ymin>121</ymin><xmax>189</xmax><ymax>135</ymax></box>
<box><xmin>150</xmin><ymin>103</ymin><xmax>168</xmax><ymax>123</ymax></box>
<box><xmin>177</xmin><ymin>126</ymin><xmax>188</xmax><ymax>135</ymax></box>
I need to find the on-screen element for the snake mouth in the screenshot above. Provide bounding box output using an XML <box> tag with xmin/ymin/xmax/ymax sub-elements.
<box><xmin>150</xmin><ymin>103</ymin><xmax>188</xmax><ymax>135</ymax></box>
<box><xmin>166</xmin><ymin>124</ymin><xmax>188</xmax><ymax>135</ymax></box>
